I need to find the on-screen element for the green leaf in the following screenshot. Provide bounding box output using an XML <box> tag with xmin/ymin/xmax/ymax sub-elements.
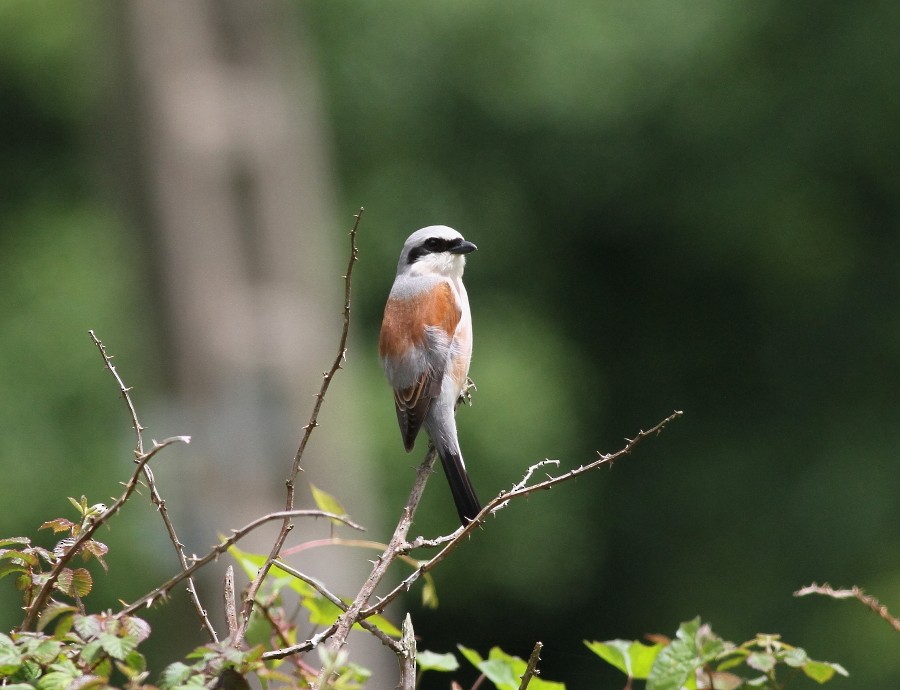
<box><xmin>73</xmin><ymin>615</ymin><xmax>103</xmax><ymax>641</ymax></box>
<box><xmin>31</xmin><ymin>639</ymin><xmax>63</xmax><ymax>665</ymax></box>
<box><xmin>421</xmin><ymin>572</ymin><xmax>439</xmax><ymax>609</ymax></box>
<box><xmin>417</xmin><ymin>650</ymin><xmax>459</xmax><ymax>672</ymax></box>
<box><xmin>120</xmin><ymin>616</ymin><xmax>151</xmax><ymax>643</ymax></box>
<box><xmin>80</xmin><ymin>640</ymin><xmax>104</xmax><ymax>665</ymax></box>
<box><xmin>159</xmin><ymin>661</ymin><xmax>193</xmax><ymax>689</ymax></box>
<box><xmin>36</xmin><ymin>669</ymin><xmax>76</xmax><ymax>690</ymax></box>
<box><xmin>40</xmin><ymin>519</ymin><xmax>76</xmax><ymax>534</ymax></box>
<box><xmin>647</xmin><ymin>618</ymin><xmax>703</xmax><ymax>690</ymax></box>
<box><xmin>56</xmin><ymin>567</ymin><xmax>93</xmax><ymax>597</ymax></box>
<box><xmin>99</xmin><ymin>632</ymin><xmax>137</xmax><ymax>661</ymax></box>
<box><xmin>37</xmin><ymin>602</ymin><xmax>77</xmax><ymax>632</ymax></box>
<box><xmin>309</xmin><ymin>483</ymin><xmax>348</xmax><ymax>521</ymax></box>
<box><xmin>116</xmin><ymin>650</ymin><xmax>147</xmax><ymax>679</ymax></box>
<box><xmin>0</xmin><ymin>538</ymin><xmax>32</xmax><ymax>549</ymax></box>
<box><xmin>802</xmin><ymin>660</ymin><xmax>849</xmax><ymax>684</ymax></box>
<box><xmin>781</xmin><ymin>647</ymin><xmax>809</xmax><ymax>667</ymax></box>
<box><xmin>585</xmin><ymin>639</ymin><xmax>662</xmax><ymax>679</ymax></box>
<box><xmin>70</xmin><ymin>568</ymin><xmax>92</xmax><ymax>597</ymax></box>
<box><xmin>457</xmin><ymin>644</ymin><xmax>483</xmax><ymax>667</ymax></box>
<box><xmin>226</xmin><ymin>543</ymin><xmax>315</xmax><ymax>598</ymax></box>
<box><xmin>18</xmin><ymin>659</ymin><xmax>42</xmax><ymax>682</ymax></box>
<box><xmin>0</xmin><ymin>550</ymin><xmax>39</xmax><ymax>567</ymax></box>
<box><xmin>0</xmin><ymin>561</ymin><xmax>30</xmax><ymax>580</ymax></box>
<box><xmin>0</xmin><ymin>632</ymin><xmax>23</xmax><ymax>675</ymax></box>
<box><xmin>459</xmin><ymin>646</ymin><xmax>564</xmax><ymax>690</ymax></box>
<box><xmin>302</xmin><ymin>595</ymin><xmax>402</xmax><ymax>636</ymax></box>
<box><xmin>746</xmin><ymin>652</ymin><xmax>776</xmax><ymax>673</ymax></box>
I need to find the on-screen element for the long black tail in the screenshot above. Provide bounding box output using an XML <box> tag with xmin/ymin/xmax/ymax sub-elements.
<box><xmin>437</xmin><ymin>446</ymin><xmax>481</xmax><ymax>526</ymax></box>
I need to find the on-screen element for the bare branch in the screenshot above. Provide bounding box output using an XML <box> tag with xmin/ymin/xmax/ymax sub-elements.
<box><xmin>271</xmin><ymin>560</ymin><xmax>399</xmax><ymax>651</ymax></box>
<box><xmin>224</xmin><ymin>566</ymin><xmax>238</xmax><ymax>639</ymax></box>
<box><xmin>117</xmin><ymin>509</ymin><xmax>359</xmax><ymax>617</ymax></box>
<box><xmin>795</xmin><ymin>582</ymin><xmax>900</xmax><ymax>633</ymax></box>
<box><xmin>310</xmin><ymin>446</ymin><xmax>439</xmax><ymax>686</ymax></box>
<box><xmin>87</xmin><ymin>330</ymin><xmax>217</xmax><ymax>639</ymax></box>
<box><xmin>518</xmin><ymin>642</ymin><xmax>543</xmax><ymax>690</ymax></box>
<box><xmin>233</xmin><ymin>208</ymin><xmax>363</xmax><ymax>647</ymax></box>
<box><xmin>398</xmin><ymin>614</ymin><xmax>416</xmax><ymax>690</ymax></box>
<box><xmin>361</xmin><ymin>411</ymin><xmax>683</xmax><ymax>620</ymax></box>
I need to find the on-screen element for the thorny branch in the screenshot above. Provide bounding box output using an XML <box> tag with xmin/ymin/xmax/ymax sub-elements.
<box><xmin>87</xmin><ymin>330</ymin><xmax>217</xmax><ymax>640</ymax></box>
<box><xmin>518</xmin><ymin>642</ymin><xmax>544</xmax><ymax>690</ymax></box>
<box><xmin>233</xmin><ymin>207</ymin><xmax>364</xmax><ymax>647</ymax></box>
<box><xmin>308</xmin><ymin>447</ymin><xmax>439</xmax><ymax>686</ymax></box>
<box><xmin>265</xmin><ymin>410</ymin><xmax>682</xmax><ymax>664</ymax></box>
<box><xmin>795</xmin><ymin>582</ymin><xmax>900</xmax><ymax>633</ymax></box>
<box><xmin>116</xmin><ymin>509</ymin><xmax>362</xmax><ymax>617</ymax></box>
<box><xmin>357</xmin><ymin>410</ymin><xmax>684</xmax><ymax>622</ymax></box>
<box><xmin>19</xmin><ymin>434</ymin><xmax>190</xmax><ymax>631</ymax></box>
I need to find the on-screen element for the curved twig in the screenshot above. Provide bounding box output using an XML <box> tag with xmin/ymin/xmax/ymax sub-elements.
<box><xmin>233</xmin><ymin>208</ymin><xmax>363</xmax><ymax>648</ymax></box>
<box><xmin>88</xmin><ymin>330</ymin><xmax>217</xmax><ymax>640</ymax></box>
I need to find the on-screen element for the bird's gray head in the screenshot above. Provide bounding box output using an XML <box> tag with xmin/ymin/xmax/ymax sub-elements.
<box><xmin>397</xmin><ymin>225</ymin><xmax>477</xmax><ymax>277</ymax></box>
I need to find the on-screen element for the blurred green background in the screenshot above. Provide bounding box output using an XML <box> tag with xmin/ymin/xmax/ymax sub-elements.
<box><xmin>2</xmin><ymin>1</ymin><xmax>899</xmax><ymax>687</ymax></box>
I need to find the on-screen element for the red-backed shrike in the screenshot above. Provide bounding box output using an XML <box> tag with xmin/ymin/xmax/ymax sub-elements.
<box><xmin>380</xmin><ymin>226</ymin><xmax>481</xmax><ymax>525</ymax></box>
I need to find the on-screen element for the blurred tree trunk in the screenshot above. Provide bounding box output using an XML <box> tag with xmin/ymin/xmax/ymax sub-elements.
<box><xmin>108</xmin><ymin>0</ymin><xmax>380</xmax><ymax>668</ymax></box>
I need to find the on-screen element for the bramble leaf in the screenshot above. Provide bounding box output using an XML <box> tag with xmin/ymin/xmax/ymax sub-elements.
<box><xmin>417</xmin><ymin>650</ymin><xmax>459</xmax><ymax>672</ymax></box>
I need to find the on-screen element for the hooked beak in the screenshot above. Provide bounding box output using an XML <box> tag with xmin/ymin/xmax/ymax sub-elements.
<box><xmin>450</xmin><ymin>239</ymin><xmax>478</xmax><ymax>255</ymax></box>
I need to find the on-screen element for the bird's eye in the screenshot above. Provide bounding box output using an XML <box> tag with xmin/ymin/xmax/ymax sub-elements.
<box><xmin>424</xmin><ymin>237</ymin><xmax>442</xmax><ymax>251</ymax></box>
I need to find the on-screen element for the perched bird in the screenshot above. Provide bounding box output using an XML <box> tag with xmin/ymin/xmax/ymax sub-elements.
<box><xmin>379</xmin><ymin>226</ymin><xmax>481</xmax><ymax>525</ymax></box>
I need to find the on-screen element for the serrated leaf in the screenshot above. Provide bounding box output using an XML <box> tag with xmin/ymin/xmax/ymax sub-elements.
<box><xmin>40</xmin><ymin>519</ymin><xmax>76</xmax><ymax>534</ymax></box>
<box><xmin>82</xmin><ymin>541</ymin><xmax>109</xmax><ymax>571</ymax></box>
<box><xmin>0</xmin><ymin>561</ymin><xmax>30</xmax><ymax>580</ymax></box>
<box><xmin>802</xmin><ymin>660</ymin><xmax>848</xmax><ymax>684</ymax></box>
<box><xmin>73</xmin><ymin>615</ymin><xmax>104</xmax><ymax>640</ymax></box>
<box><xmin>56</xmin><ymin>568</ymin><xmax>92</xmax><ymax>597</ymax></box>
<box><xmin>99</xmin><ymin>632</ymin><xmax>137</xmax><ymax>661</ymax></box>
<box><xmin>159</xmin><ymin>661</ymin><xmax>198</xmax><ymax>689</ymax></box>
<box><xmin>18</xmin><ymin>659</ymin><xmax>42</xmax><ymax>682</ymax></box>
<box><xmin>124</xmin><ymin>649</ymin><xmax>147</xmax><ymax>674</ymax></box>
<box><xmin>309</xmin><ymin>484</ymin><xmax>347</xmax><ymax>521</ymax></box>
<box><xmin>0</xmin><ymin>537</ymin><xmax>32</xmax><ymax>549</ymax></box>
<box><xmin>80</xmin><ymin>640</ymin><xmax>104</xmax><ymax>665</ymax></box>
<box><xmin>120</xmin><ymin>616</ymin><xmax>151</xmax><ymax>643</ymax></box>
<box><xmin>417</xmin><ymin>650</ymin><xmax>459</xmax><ymax>672</ymax></box>
<box><xmin>31</xmin><ymin>640</ymin><xmax>64</xmax><ymax>665</ymax></box>
<box><xmin>746</xmin><ymin>651</ymin><xmax>776</xmax><ymax>673</ymax></box>
<box><xmin>647</xmin><ymin>619</ymin><xmax>702</xmax><ymax>690</ymax></box>
<box><xmin>71</xmin><ymin>568</ymin><xmax>92</xmax><ymax>597</ymax></box>
<box><xmin>37</xmin><ymin>602</ymin><xmax>78</xmax><ymax>632</ymax></box>
<box><xmin>781</xmin><ymin>647</ymin><xmax>809</xmax><ymax>667</ymax></box>
<box><xmin>0</xmin><ymin>550</ymin><xmax>39</xmax><ymax>567</ymax></box>
<box><xmin>0</xmin><ymin>632</ymin><xmax>23</xmax><ymax>674</ymax></box>
<box><xmin>585</xmin><ymin>639</ymin><xmax>662</xmax><ymax>679</ymax></box>
<box><xmin>36</xmin><ymin>669</ymin><xmax>76</xmax><ymax>690</ymax></box>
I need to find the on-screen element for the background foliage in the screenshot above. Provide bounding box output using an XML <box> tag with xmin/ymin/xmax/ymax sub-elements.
<box><xmin>1</xmin><ymin>1</ymin><xmax>898</xmax><ymax>687</ymax></box>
